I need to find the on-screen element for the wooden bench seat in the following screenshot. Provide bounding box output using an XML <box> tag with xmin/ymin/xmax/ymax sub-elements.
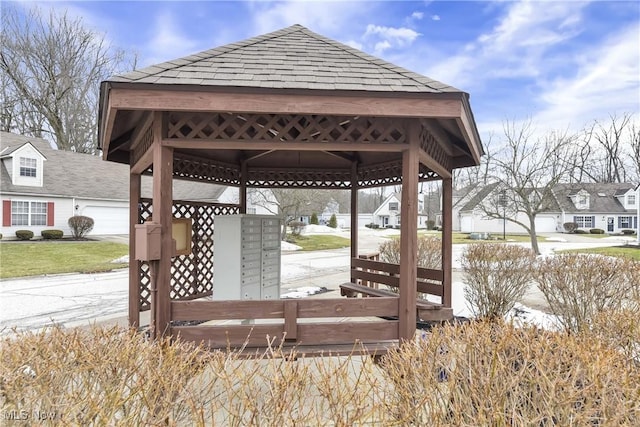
<box><xmin>340</xmin><ymin>282</ymin><xmax>453</xmax><ymax>322</ymax></box>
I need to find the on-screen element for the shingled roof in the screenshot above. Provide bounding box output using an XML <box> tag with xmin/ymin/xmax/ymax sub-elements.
<box><xmin>0</xmin><ymin>132</ymin><xmax>227</xmax><ymax>201</ymax></box>
<box><xmin>108</xmin><ymin>24</ymin><xmax>459</xmax><ymax>93</ymax></box>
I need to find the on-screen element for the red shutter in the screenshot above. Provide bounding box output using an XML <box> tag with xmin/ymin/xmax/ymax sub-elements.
<box><xmin>2</xmin><ymin>200</ymin><xmax>11</xmax><ymax>227</ymax></box>
<box><xmin>47</xmin><ymin>202</ymin><xmax>55</xmax><ymax>226</ymax></box>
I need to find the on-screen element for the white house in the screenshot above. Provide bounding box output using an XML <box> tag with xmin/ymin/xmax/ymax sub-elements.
<box><xmin>372</xmin><ymin>193</ymin><xmax>428</xmax><ymax>228</ymax></box>
<box><xmin>0</xmin><ymin>132</ymin><xmax>270</xmax><ymax>238</ymax></box>
<box><xmin>456</xmin><ymin>182</ymin><xmax>638</xmax><ymax>234</ymax></box>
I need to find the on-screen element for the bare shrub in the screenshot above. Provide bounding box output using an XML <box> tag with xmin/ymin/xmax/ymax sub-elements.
<box><xmin>378</xmin><ymin>235</ymin><xmax>441</xmax><ymax>269</ymax></box>
<box><xmin>287</xmin><ymin>220</ymin><xmax>305</xmax><ymax>237</ymax></box>
<box><xmin>68</xmin><ymin>215</ymin><xmax>94</xmax><ymax>239</ymax></box>
<box><xmin>2</xmin><ymin>323</ymin><xmax>639</xmax><ymax>425</ymax></box>
<box><xmin>563</xmin><ymin>221</ymin><xmax>578</xmax><ymax>233</ymax></box>
<box><xmin>380</xmin><ymin>320</ymin><xmax>639</xmax><ymax>425</ymax></box>
<box><xmin>461</xmin><ymin>243</ymin><xmax>535</xmax><ymax>319</ymax></box>
<box><xmin>537</xmin><ymin>254</ymin><xmax>637</xmax><ymax>333</ymax></box>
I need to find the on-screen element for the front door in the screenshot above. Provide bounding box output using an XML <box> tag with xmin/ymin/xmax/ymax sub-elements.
<box><xmin>607</xmin><ymin>217</ymin><xmax>614</xmax><ymax>232</ymax></box>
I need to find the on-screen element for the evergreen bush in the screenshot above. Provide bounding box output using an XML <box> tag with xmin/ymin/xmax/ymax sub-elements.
<box><xmin>41</xmin><ymin>229</ymin><xmax>64</xmax><ymax>240</ymax></box>
<box><xmin>15</xmin><ymin>230</ymin><xmax>34</xmax><ymax>240</ymax></box>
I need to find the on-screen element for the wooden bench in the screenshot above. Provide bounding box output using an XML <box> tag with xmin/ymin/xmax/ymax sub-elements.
<box><xmin>340</xmin><ymin>282</ymin><xmax>453</xmax><ymax>322</ymax></box>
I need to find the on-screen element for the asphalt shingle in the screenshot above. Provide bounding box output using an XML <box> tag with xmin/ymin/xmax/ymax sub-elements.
<box><xmin>108</xmin><ymin>24</ymin><xmax>460</xmax><ymax>94</ymax></box>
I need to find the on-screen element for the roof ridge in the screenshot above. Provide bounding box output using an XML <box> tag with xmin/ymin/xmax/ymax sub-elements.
<box><xmin>297</xmin><ymin>26</ymin><xmax>458</xmax><ymax>92</ymax></box>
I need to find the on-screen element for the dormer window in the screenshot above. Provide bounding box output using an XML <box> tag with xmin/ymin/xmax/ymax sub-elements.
<box><xmin>577</xmin><ymin>195</ymin><xmax>587</xmax><ymax>207</ymax></box>
<box><xmin>19</xmin><ymin>157</ymin><xmax>37</xmax><ymax>177</ymax></box>
<box><xmin>389</xmin><ymin>202</ymin><xmax>398</xmax><ymax>211</ymax></box>
<box><xmin>629</xmin><ymin>194</ymin><xmax>636</xmax><ymax>206</ymax></box>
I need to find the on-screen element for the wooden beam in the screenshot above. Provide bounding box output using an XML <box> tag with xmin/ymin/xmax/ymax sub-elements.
<box><xmin>108</xmin><ymin>87</ymin><xmax>464</xmax><ymax>119</ymax></box>
<box><xmin>456</xmin><ymin>102</ymin><xmax>483</xmax><ymax>165</ymax></box>
<box><xmin>131</xmin><ymin>146</ymin><xmax>154</xmax><ymax>174</ymax></box>
<box><xmin>100</xmin><ymin>96</ymin><xmax>117</xmax><ymax>160</ymax></box>
<box><xmin>152</xmin><ymin>112</ymin><xmax>173</xmax><ymax>338</ymax></box>
<box><xmin>350</xmin><ymin>161</ymin><xmax>359</xmax><ymax>263</ymax></box>
<box><xmin>284</xmin><ymin>300</ymin><xmax>298</xmax><ymax>341</ymax></box>
<box><xmin>240</xmin><ymin>161</ymin><xmax>247</xmax><ymax>214</ymax></box>
<box><xmin>129</xmin><ymin>111</ymin><xmax>154</xmax><ymax>151</ymax></box>
<box><xmin>162</xmin><ymin>138</ymin><xmax>406</xmax><ymax>152</ymax></box>
<box><xmin>128</xmin><ymin>172</ymin><xmax>141</xmax><ymax>328</ymax></box>
<box><xmin>399</xmin><ymin>125</ymin><xmax>419</xmax><ymax>341</ymax></box>
<box><xmin>442</xmin><ymin>178</ymin><xmax>453</xmax><ymax>307</ymax></box>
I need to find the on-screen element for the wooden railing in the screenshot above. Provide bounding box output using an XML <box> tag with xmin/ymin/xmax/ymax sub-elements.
<box><xmin>350</xmin><ymin>258</ymin><xmax>444</xmax><ymax>298</ymax></box>
<box><xmin>170</xmin><ymin>297</ymin><xmax>399</xmax><ymax>349</ymax></box>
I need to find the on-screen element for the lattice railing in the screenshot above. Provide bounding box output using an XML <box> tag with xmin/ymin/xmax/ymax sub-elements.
<box><xmin>137</xmin><ymin>198</ymin><xmax>240</xmax><ymax>311</ymax></box>
<box><xmin>247</xmin><ymin>168</ymin><xmax>352</xmax><ymax>188</ymax></box>
<box><xmin>167</xmin><ymin>112</ymin><xmax>407</xmax><ymax>145</ymax></box>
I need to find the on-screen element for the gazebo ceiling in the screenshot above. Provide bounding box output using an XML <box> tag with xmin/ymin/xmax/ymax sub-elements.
<box><xmin>99</xmin><ymin>24</ymin><xmax>483</xmax><ymax>188</ymax></box>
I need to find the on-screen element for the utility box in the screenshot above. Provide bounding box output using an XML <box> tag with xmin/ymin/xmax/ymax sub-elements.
<box><xmin>213</xmin><ymin>215</ymin><xmax>282</xmax><ymax>301</ymax></box>
<box><xmin>134</xmin><ymin>222</ymin><xmax>162</xmax><ymax>261</ymax></box>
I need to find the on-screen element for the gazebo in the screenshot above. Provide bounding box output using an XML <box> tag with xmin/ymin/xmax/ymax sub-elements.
<box><xmin>98</xmin><ymin>25</ymin><xmax>482</xmax><ymax>354</ymax></box>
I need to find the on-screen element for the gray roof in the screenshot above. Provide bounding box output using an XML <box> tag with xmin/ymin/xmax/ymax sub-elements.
<box><xmin>0</xmin><ymin>132</ymin><xmax>227</xmax><ymax>201</ymax></box>
<box><xmin>459</xmin><ymin>181</ymin><xmax>635</xmax><ymax>214</ymax></box>
<box><xmin>108</xmin><ymin>24</ymin><xmax>460</xmax><ymax>93</ymax></box>
<box><xmin>554</xmin><ymin>183</ymin><xmax>635</xmax><ymax>213</ymax></box>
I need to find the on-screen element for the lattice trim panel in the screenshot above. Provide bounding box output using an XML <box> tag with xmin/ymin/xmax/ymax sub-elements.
<box><xmin>357</xmin><ymin>162</ymin><xmax>440</xmax><ymax>189</ymax></box>
<box><xmin>137</xmin><ymin>198</ymin><xmax>240</xmax><ymax>311</ymax></box>
<box><xmin>132</xmin><ymin>125</ymin><xmax>154</xmax><ymax>166</ymax></box>
<box><xmin>419</xmin><ymin>127</ymin><xmax>452</xmax><ymax>173</ymax></box>
<box><xmin>174</xmin><ymin>154</ymin><xmax>241</xmax><ymax>185</ymax></box>
<box><xmin>167</xmin><ymin>112</ymin><xmax>407</xmax><ymax>145</ymax></box>
<box><xmin>247</xmin><ymin>168</ymin><xmax>352</xmax><ymax>189</ymax></box>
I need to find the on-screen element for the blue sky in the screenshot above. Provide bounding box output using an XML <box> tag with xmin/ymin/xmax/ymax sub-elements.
<box><xmin>19</xmin><ymin>0</ymin><xmax>640</xmax><ymax>138</ymax></box>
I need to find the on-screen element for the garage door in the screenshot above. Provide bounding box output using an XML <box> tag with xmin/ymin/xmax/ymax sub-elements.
<box><xmin>83</xmin><ymin>206</ymin><xmax>129</xmax><ymax>235</ymax></box>
<box><xmin>535</xmin><ymin>216</ymin><xmax>557</xmax><ymax>233</ymax></box>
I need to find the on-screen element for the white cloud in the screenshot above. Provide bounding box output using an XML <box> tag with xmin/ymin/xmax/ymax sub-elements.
<box><xmin>534</xmin><ymin>22</ymin><xmax>640</xmax><ymax>131</ymax></box>
<box><xmin>364</xmin><ymin>24</ymin><xmax>421</xmax><ymax>45</ymax></box>
<box><xmin>374</xmin><ymin>40</ymin><xmax>392</xmax><ymax>55</ymax></box>
<box><xmin>412</xmin><ymin>11</ymin><xmax>424</xmax><ymax>20</ymax></box>
<box><xmin>247</xmin><ymin>0</ymin><xmax>366</xmax><ymax>36</ymax></box>
<box><xmin>144</xmin><ymin>10</ymin><xmax>199</xmax><ymax>66</ymax></box>
<box><xmin>432</xmin><ymin>14</ymin><xmax>441</xmax><ymax>21</ymax></box>
<box><xmin>423</xmin><ymin>1</ymin><xmax>589</xmax><ymax>89</ymax></box>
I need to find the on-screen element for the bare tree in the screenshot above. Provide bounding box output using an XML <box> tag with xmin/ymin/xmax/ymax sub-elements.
<box><xmin>570</xmin><ymin>113</ymin><xmax>638</xmax><ymax>183</ymax></box>
<box><xmin>479</xmin><ymin>120</ymin><xmax>577</xmax><ymax>254</ymax></box>
<box><xmin>0</xmin><ymin>5</ymin><xmax>132</xmax><ymax>153</ymax></box>
<box><xmin>249</xmin><ymin>189</ymin><xmax>333</xmax><ymax>239</ymax></box>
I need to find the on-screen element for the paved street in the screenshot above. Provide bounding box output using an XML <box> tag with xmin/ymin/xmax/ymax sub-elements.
<box><xmin>1</xmin><ymin>232</ymin><xmax>633</xmax><ymax>334</ymax></box>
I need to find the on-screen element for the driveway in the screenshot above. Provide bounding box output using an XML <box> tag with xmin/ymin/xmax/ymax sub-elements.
<box><xmin>1</xmin><ymin>231</ymin><xmax>631</xmax><ymax>334</ymax></box>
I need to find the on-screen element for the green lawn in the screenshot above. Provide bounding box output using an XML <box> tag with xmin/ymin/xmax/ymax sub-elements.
<box><xmin>559</xmin><ymin>246</ymin><xmax>640</xmax><ymax>261</ymax></box>
<box><xmin>0</xmin><ymin>241</ymin><xmax>129</xmax><ymax>279</ymax></box>
<box><xmin>419</xmin><ymin>230</ymin><xmax>531</xmax><ymax>244</ymax></box>
<box><xmin>285</xmin><ymin>235</ymin><xmax>350</xmax><ymax>251</ymax></box>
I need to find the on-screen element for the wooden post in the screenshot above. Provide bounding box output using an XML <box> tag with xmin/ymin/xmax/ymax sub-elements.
<box><xmin>128</xmin><ymin>172</ymin><xmax>141</xmax><ymax>328</ymax></box>
<box><xmin>399</xmin><ymin>126</ymin><xmax>419</xmax><ymax>341</ymax></box>
<box><xmin>442</xmin><ymin>177</ymin><xmax>453</xmax><ymax>307</ymax></box>
<box><xmin>152</xmin><ymin>112</ymin><xmax>173</xmax><ymax>338</ymax></box>
<box><xmin>240</xmin><ymin>161</ymin><xmax>247</xmax><ymax>214</ymax></box>
<box><xmin>350</xmin><ymin>161</ymin><xmax>359</xmax><ymax>276</ymax></box>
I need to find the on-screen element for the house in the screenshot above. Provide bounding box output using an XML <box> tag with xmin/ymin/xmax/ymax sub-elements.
<box><xmin>455</xmin><ymin>181</ymin><xmax>638</xmax><ymax>234</ymax></box>
<box><xmin>0</xmin><ymin>132</ymin><xmax>273</xmax><ymax>238</ymax></box>
<box><xmin>554</xmin><ymin>183</ymin><xmax>638</xmax><ymax>233</ymax></box>
<box><xmin>372</xmin><ymin>192</ymin><xmax>428</xmax><ymax>228</ymax></box>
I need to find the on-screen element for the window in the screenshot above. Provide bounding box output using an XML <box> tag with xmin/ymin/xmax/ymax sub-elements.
<box><xmin>11</xmin><ymin>201</ymin><xmax>47</xmax><ymax>226</ymax></box>
<box><xmin>620</xmin><ymin>216</ymin><xmax>632</xmax><ymax>229</ymax></box>
<box><xmin>246</xmin><ymin>207</ymin><xmax>257</xmax><ymax>214</ymax></box>
<box><xmin>628</xmin><ymin>194</ymin><xmax>636</xmax><ymax>206</ymax></box>
<box><xmin>574</xmin><ymin>216</ymin><xmax>593</xmax><ymax>228</ymax></box>
<box><xmin>19</xmin><ymin>157</ymin><xmax>37</xmax><ymax>177</ymax></box>
<box><xmin>389</xmin><ymin>202</ymin><xmax>398</xmax><ymax>211</ymax></box>
<box><xmin>577</xmin><ymin>195</ymin><xmax>588</xmax><ymax>208</ymax></box>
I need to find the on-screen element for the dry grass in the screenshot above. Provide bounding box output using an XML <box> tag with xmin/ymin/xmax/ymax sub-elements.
<box><xmin>2</xmin><ymin>320</ymin><xmax>639</xmax><ymax>426</ymax></box>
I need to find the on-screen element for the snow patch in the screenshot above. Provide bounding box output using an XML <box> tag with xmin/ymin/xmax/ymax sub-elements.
<box><xmin>302</xmin><ymin>224</ymin><xmax>342</xmax><ymax>234</ymax></box>
<box><xmin>545</xmin><ymin>237</ymin><xmax>567</xmax><ymax>242</ymax></box>
<box><xmin>281</xmin><ymin>286</ymin><xmax>329</xmax><ymax>299</ymax></box>
<box><xmin>111</xmin><ymin>255</ymin><xmax>129</xmax><ymax>264</ymax></box>
<box><xmin>281</xmin><ymin>241</ymin><xmax>302</xmax><ymax>251</ymax></box>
